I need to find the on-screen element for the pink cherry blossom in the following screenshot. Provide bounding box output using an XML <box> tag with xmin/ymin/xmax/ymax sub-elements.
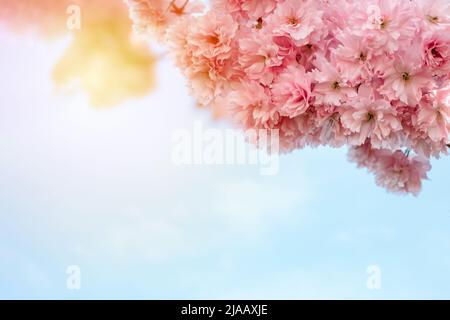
<box><xmin>272</xmin><ymin>65</ymin><xmax>312</xmax><ymax>118</ymax></box>
<box><xmin>349</xmin><ymin>145</ymin><xmax>432</xmax><ymax>196</ymax></box>
<box><xmin>187</xmin><ymin>11</ymin><xmax>237</xmax><ymax>61</ymax></box>
<box><xmin>229</xmin><ymin>81</ymin><xmax>279</xmax><ymax>129</ymax></box>
<box><xmin>417</xmin><ymin>0</ymin><xmax>450</xmax><ymax>30</ymax></box>
<box><xmin>380</xmin><ymin>43</ymin><xmax>433</xmax><ymax>105</ymax></box>
<box><xmin>374</xmin><ymin>150</ymin><xmax>431</xmax><ymax>196</ymax></box>
<box><xmin>351</xmin><ymin>0</ymin><xmax>417</xmax><ymax>53</ymax></box>
<box><xmin>418</xmin><ymin>86</ymin><xmax>450</xmax><ymax>143</ymax></box>
<box><xmin>422</xmin><ymin>32</ymin><xmax>450</xmax><ymax>76</ymax></box>
<box><xmin>332</xmin><ymin>32</ymin><xmax>372</xmax><ymax>83</ymax></box>
<box><xmin>268</xmin><ymin>0</ymin><xmax>323</xmax><ymax>46</ymax></box>
<box><xmin>312</xmin><ymin>55</ymin><xmax>357</xmax><ymax>106</ymax></box>
<box><xmin>341</xmin><ymin>87</ymin><xmax>402</xmax><ymax>148</ymax></box>
<box><xmin>238</xmin><ymin>32</ymin><xmax>283</xmax><ymax>85</ymax></box>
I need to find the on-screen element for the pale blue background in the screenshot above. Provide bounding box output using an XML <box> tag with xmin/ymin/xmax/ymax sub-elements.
<box><xmin>1</xmin><ymin>28</ymin><xmax>450</xmax><ymax>300</ymax></box>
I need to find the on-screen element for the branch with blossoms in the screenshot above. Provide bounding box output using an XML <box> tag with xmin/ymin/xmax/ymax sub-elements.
<box><xmin>125</xmin><ymin>0</ymin><xmax>450</xmax><ymax>196</ymax></box>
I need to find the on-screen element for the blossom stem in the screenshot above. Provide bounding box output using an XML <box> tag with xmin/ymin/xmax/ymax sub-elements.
<box><xmin>167</xmin><ymin>0</ymin><xmax>190</xmax><ymax>15</ymax></box>
<box><xmin>405</xmin><ymin>149</ymin><xmax>411</xmax><ymax>157</ymax></box>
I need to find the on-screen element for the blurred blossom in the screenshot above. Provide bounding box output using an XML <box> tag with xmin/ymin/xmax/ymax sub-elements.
<box><xmin>0</xmin><ymin>0</ymin><xmax>157</xmax><ymax>107</ymax></box>
<box><xmin>0</xmin><ymin>0</ymin><xmax>68</xmax><ymax>37</ymax></box>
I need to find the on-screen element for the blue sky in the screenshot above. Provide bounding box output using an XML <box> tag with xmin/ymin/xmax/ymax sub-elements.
<box><xmin>1</xmin><ymin>29</ymin><xmax>450</xmax><ymax>299</ymax></box>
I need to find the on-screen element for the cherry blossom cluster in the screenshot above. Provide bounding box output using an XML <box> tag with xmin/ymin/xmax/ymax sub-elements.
<box><xmin>126</xmin><ymin>0</ymin><xmax>450</xmax><ymax>195</ymax></box>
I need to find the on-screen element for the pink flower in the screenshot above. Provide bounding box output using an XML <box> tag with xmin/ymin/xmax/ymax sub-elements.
<box><xmin>187</xmin><ymin>11</ymin><xmax>238</xmax><ymax>60</ymax></box>
<box><xmin>380</xmin><ymin>44</ymin><xmax>433</xmax><ymax>105</ymax></box>
<box><xmin>348</xmin><ymin>142</ymin><xmax>380</xmax><ymax>169</ymax></box>
<box><xmin>341</xmin><ymin>86</ymin><xmax>402</xmax><ymax>147</ymax></box>
<box><xmin>269</xmin><ymin>0</ymin><xmax>323</xmax><ymax>46</ymax></box>
<box><xmin>188</xmin><ymin>69</ymin><xmax>217</xmax><ymax>106</ymax></box>
<box><xmin>348</xmin><ymin>145</ymin><xmax>432</xmax><ymax>196</ymax></box>
<box><xmin>272</xmin><ymin>35</ymin><xmax>296</xmax><ymax>58</ymax></box>
<box><xmin>272</xmin><ymin>65</ymin><xmax>312</xmax><ymax>118</ymax></box>
<box><xmin>417</xmin><ymin>0</ymin><xmax>450</xmax><ymax>29</ymax></box>
<box><xmin>170</xmin><ymin>11</ymin><xmax>241</xmax><ymax>107</ymax></box>
<box><xmin>239</xmin><ymin>32</ymin><xmax>283</xmax><ymax>85</ymax></box>
<box><xmin>312</xmin><ymin>55</ymin><xmax>357</xmax><ymax>106</ymax></box>
<box><xmin>374</xmin><ymin>150</ymin><xmax>431</xmax><ymax>196</ymax></box>
<box><xmin>229</xmin><ymin>81</ymin><xmax>280</xmax><ymax>129</ymax></box>
<box><xmin>166</xmin><ymin>16</ymin><xmax>192</xmax><ymax>69</ymax></box>
<box><xmin>332</xmin><ymin>32</ymin><xmax>372</xmax><ymax>82</ymax></box>
<box><xmin>353</xmin><ymin>0</ymin><xmax>417</xmax><ymax>53</ymax></box>
<box><xmin>315</xmin><ymin>106</ymin><xmax>348</xmax><ymax>147</ymax></box>
<box><xmin>418</xmin><ymin>86</ymin><xmax>450</xmax><ymax>142</ymax></box>
<box><xmin>422</xmin><ymin>32</ymin><xmax>450</xmax><ymax>76</ymax></box>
